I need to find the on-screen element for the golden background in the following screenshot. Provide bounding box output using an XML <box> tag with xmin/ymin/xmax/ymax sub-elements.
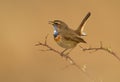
<box><xmin>0</xmin><ymin>0</ymin><xmax>120</xmax><ymax>82</ymax></box>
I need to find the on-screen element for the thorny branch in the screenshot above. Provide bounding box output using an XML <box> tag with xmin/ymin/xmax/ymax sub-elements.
<box><xmin>35</xmin><ymin>35</ymin><xmax>93</xmax><ymax>80</ymax></box>
<box><xmin>35</xmin><ymin>35</ymin><xmax>120</xmax><ymax>81</ymax></box>
<box><xmin>79</xmin><ymin>42</ymin><xmax>120</xmax><ymax>61</ymax></box>
<box><xmin>35</xmin><ymin>35</ymin><xmax>86</xmax><ymax>72</ymax></box>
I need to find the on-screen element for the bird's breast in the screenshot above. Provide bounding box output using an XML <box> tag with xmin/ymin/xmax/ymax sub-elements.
<box><xmin>54</xmin><ymin>34</ymin><xmax>77</xmax><ymax>49</ymax></box>
<box><xmin>54</xmin><ymin>34</ymin><xmax>61</xmax><ymax>42</ymax></box>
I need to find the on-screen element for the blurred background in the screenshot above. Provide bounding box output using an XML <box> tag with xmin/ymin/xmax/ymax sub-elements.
<box><xmin>0</xmin><ymin>0</ymin><xmax>120</xmax><ymax>82</ymax></box>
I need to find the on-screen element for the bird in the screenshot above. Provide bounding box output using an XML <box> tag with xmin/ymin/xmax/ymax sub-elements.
<box><xmin>49</xmin><ymin>12</ymin><xmax>91</xmax><ymax>54</ymax></box>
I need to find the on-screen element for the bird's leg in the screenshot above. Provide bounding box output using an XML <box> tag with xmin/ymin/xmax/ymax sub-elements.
<box><xmin>61</xmin><ymin>48</ymin><xmax>74</xmax><ymax>60</ymax></box>
<box><xmin>61</xmin><ymin>48</ymin><xmax>74</xmax><ymax>56</ymax></box>
<box><xmin>61</xmin><ymin>48</ymin><xmax>68</xmax><ymax>56</ymax></box>
<box><xmin>66</xmin><ymin>48</ymin><xmax>74</xmax><ymax>55</ymax></box>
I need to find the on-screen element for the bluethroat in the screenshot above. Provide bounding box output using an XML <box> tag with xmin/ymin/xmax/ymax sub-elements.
<box><xmin>49</xmin><ymin>12</ymin><xmax>91</xmax><ymax>52</ymax></box>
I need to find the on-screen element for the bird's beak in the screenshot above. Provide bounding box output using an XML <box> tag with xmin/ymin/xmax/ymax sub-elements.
<box><xmin>48</xmin><ymin>21</ymin><xmax>54</xmax><ymax>25</ymax></box>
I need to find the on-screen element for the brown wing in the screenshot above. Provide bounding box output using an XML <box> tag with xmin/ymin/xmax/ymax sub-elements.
<box><xmin>61</xmin><ymin>30</ymin><xmax>87</xmax><ymax>43</ymax></box>
<box><xmin>63</xmin><ymin>36</ymin><xmax>86</xmax><ymax>43</ymax></box>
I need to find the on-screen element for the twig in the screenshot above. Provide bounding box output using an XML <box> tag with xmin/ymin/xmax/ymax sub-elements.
<box><xmin>35</xmin><ymin>37</ymin><xmax>85</xmax><ymax>72</ymax></box>
<box><xmin>35</xmin><ymin>35</ymin><xmax>94</xmax><ymax>80</ymax></box>
<box><xmin>79</xmin><ymin>42</ymin><xmax>120</xmax><ymax>61</ymax></box>
<box><xmin>45</xmin><ymin>34</ymin><xmax>49</xmax><ymax>45</ymax></box>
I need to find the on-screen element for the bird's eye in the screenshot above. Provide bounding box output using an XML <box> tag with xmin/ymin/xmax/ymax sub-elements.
<box><xmin>54</xmin><ymin>22</ymin><xmax>61</xmax><ymax>25</ymax></box>
<box><xmin>54</xmin><ymin>22</ymin><xmax>61</xmax><ymax>28</ymax></box>
<box><xmin>54</xmin><ymin>23</ymin><xmax>59</xmax><ymax>25</ymax></box>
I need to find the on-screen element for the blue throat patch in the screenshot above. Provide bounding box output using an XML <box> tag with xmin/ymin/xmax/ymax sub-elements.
<box><xmin>53</xmin><ymin>25</ymin><xmax>59</xmax><ymax>38</ymax></box>
<box><xmin>54</xmin><ymin>32</ymin><xmax>58</xmax><ymax>38</ymax></box>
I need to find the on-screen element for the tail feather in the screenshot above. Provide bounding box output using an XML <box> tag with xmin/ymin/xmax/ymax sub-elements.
<box><xmin>75</xmin><ymin>12</ymin><xmax>91</xmax><ymax>36</ymax></box>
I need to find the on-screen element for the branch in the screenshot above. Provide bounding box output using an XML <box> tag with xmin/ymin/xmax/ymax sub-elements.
<box><xmin>35</xmin><ymin>35</ymin><xmax>93</xmax><ymax>80</ymax></box>
<box><xmin>80</xmin><ymin>42</ymin><xmax>120</xmax><ymax>61</ymax></box>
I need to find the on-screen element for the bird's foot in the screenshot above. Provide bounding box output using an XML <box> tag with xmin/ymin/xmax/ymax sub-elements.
<box><xmin>60</xmin><ymin>49</ymin><xmax>68</xmax><ymax>55</ymax></box>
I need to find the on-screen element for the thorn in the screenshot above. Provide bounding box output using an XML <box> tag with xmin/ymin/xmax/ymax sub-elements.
<box><xmin>100</xmin><ymin>41</ymin><xmax>103</xmax><ymax>48</ymax></box>
<box><xmin>45</xmin><ymin>34</ymin><xmax>49</xmax><ymax>45</ymax></box>
<box><xmin>35</xmin><ymin>42</ymin><xmax>41</xmax><ymax>46</ymax></box>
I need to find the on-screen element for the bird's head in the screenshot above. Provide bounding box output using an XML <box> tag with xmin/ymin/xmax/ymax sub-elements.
<box><xmin>49</xmin><ymin>20</ymin><xmax>68</xmax><ymax>33</ymax></box>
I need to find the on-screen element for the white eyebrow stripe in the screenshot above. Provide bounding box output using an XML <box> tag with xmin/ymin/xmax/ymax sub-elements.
<box><xmin>54</xmin><ymin>21</ymin><xmax>61</xmax><ymax>24</ymax></box>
